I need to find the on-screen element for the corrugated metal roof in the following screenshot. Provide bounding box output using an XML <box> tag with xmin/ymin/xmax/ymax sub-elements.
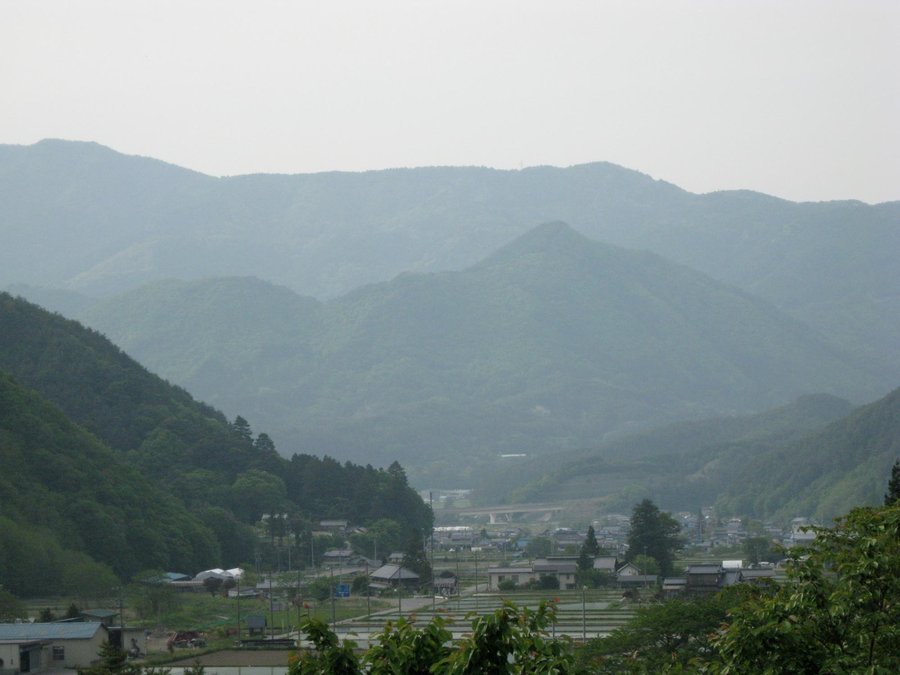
<box><xmin>370</xmin><ymin>564</ymin><xmax>419</xmax><ymax>580</ymax></box>
<box><xmin>81</xmin><ymin>609</ymin><xmax>118</xmax><ymax>619</ymax></box>
<box><xmin>0</xmin><ymin>622</ymin><xmax>104</xmax><ymax>641</ymax></box>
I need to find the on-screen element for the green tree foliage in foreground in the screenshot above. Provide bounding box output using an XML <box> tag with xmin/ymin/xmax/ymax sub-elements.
<box><xmin>625</xmin><ymin>499</ymin><xmax>681</xmax><ymax>577</ymax></box>
<box><xmin>578</xmin><ymin>585</ymin><xmax>754</xmax><ymax>673</ymax></box>
<box><xmin>712</xmin><ymin>502</ymin><xmax>900</xmax><ymax>673</ymax></box>
<box><xmin>291</xmin><ymin>601</ymin><xmax>574</xmax><ymax>674</ymax></box>
<box><xmin>583</xmin><ymin>498</ymin><xmax>900</xmax><ymax>672</ymax></box>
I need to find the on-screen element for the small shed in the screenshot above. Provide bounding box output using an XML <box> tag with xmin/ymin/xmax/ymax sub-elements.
<box><xmin>433</xmin><ymin>577</ymin><xmax>458</xmax><ymax>596</ymax></box>
<box><xmin>80</xmin><ymin>609</ymin><xmax>119</xmax><ymax>626</ymax></box>
<box><xmin>245</xmin><ymin>615</ymin><xmax>267</xmax><ymax>637</ymax></box>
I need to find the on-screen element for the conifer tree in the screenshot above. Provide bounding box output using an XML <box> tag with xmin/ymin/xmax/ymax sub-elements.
<box><xmin>626</xmin><ymin>499</ymin><xmax>681</xmax><ymax>577</ymax></box>
<box><xmin>885</xmin><ymin>459</ymin><xmax>900</xmax><ymax>505</ymax></box>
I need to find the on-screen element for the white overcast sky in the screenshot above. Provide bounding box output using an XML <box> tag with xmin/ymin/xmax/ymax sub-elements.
<box><xmin>2</xmin><ymin>0</ymin><xmax>898</xmax><ymax>203</ymax></box>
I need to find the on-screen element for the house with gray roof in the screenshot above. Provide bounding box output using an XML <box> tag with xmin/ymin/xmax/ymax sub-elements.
<box><xmin>686</xmin><ymin>564</ymin><xmax>725</xmax><ymax>594</ymax></box>
<box><xmin>0</xmin><ymin>621</ymin><xmax>108</xmax><ymax>672</ymax></box>
<box><xmin>487</xmin><ymin>566</ymin><xmax>536</xmax><ymax>590</ymax></box>
<box><xmin>369</xmin><ymin>564</ymin><xmax>420</xmax><ymax>590</ymax></box>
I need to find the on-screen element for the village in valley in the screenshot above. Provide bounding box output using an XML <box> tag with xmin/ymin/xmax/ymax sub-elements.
<box><xmin>1</xmin><ymin>491</ymin><xmax>819</xmax><ymax>673</ymax></box>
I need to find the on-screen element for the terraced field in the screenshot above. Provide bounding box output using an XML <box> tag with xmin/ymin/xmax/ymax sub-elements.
<box><xmin>322</xmin><ymin>588</ymin><xmax>638</xmax><ymax>648</ymax></box>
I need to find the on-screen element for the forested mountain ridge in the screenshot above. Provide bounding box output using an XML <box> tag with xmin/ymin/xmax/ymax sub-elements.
<box><xmin>0</xmin><ymin>293</ymin><xmax>432</xmax><ymax>594</ymax></box>
<box><xmin>490</xmin><ymin>387</ymin><xmax>898</xmax><ymax>523</ymax></box>
<box><xmin>74</xmin><ymin>224</ymin><xmax>890</xmax><ymax>485</ymax></box>
<box><xmin>715</xmin><ymin>385</ymin><xmax>900</xmax><ymax>521</ymax></box>
<box><xmin>476</xmin><ymin>393</ymin><xmax>856</xmax><ymax>503</ymax></box>
<box><xmin>2</xmin><ymin>139</ymin><xmax>898</xmax><ymax>368</ymax></box>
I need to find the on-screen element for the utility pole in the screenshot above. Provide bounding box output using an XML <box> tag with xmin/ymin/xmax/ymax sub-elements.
<box><xmin>430</xmin><ymin>491</ymin><xmax>435</xmax><ymax>613</ymax></box>
<box><xmin>268</xmin><ymin>575</ymin><xmax>274</xmax><ymax>640</ymax></box>
<box><xmin>474</xmin><ymin>551</ymin><xmax>479</xmax><ymax>612</ymax></box>
<box><xmin>117</xmin><ymin>587</ymin><xmax>124</xmax><ymax>630</ymax></box>
<box><xmin>330</xmin><ymin>567</ymin><xmax>336</xmax><ymax>631</ymax></box>
<box><xmin>296</xmin><ymin>564</ymin><xmax>302</xmax><ymax>635</ymax></box>
<box><xmin>456</xmin><ymin>550</ymin><xmax>461</xmax><ymax>612</ymax></box>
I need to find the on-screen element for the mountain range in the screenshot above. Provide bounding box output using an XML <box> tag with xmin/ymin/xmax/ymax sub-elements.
<box><xmin>2</xmin><ymin>139</ymin><xmax>898</xmax><ymax>368</ymax></box>
<box><xmin>2</xmin><ymin>138</ymin><xmax>897</xmax><ymax>511</ymax></box>
<box><xmin>64</xmin><ymin>222</ymin><xmax>892</xmax><ymax>485</ymax></box>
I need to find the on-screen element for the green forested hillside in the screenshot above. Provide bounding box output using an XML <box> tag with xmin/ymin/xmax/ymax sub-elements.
<box><xmin>0</xmin><ymin>371</ymin><xmax>219</xmax><ymax>594</ymax></box>
<box><xmin>2</xmin><ymin>140</ymin><xmax>898</xmax><ymax>369</ymax></box>
<box><xmin>480</xmin><ymin>394</ymin><xmax>854</xmax><ymax>507</ymax></box>
<box><xmin>0</xmin><ymin>293</ymin><xmax>431</xmax><ymax>594</ymax></box>
<box><xmin>490</xmin><ymin>388</ymin><xmax>898</xmax><ymax>523</ymax></box>
<box><xmin>715</xmin><ymin>386</ymin><xmax>900</xmax><ymax>521</ymax></box>
<box><xmin>77</xmin><ymin>224</ymin><xmax>888</xmax><ymax>484</ymax></box>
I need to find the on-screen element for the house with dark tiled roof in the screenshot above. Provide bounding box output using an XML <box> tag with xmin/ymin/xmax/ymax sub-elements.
<box><xmin>369</xmin><ymin>564</ymin><xmax>420</xmax><ymax>590</ymax></box>
<box><xmin>662</xmin><ymin>577</ymin><xmax>688</xmax><ymax>597</ymax></box>
<box><xmin>686</xmin><ymin>564</ymin><xmax>725</xmax><ymax>594</ymax></box>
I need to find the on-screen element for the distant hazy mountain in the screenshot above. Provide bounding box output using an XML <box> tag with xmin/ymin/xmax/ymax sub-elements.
<box><xmin>487</xmin><ymin>386</ymin><xmax>898</xmax><ymax>523</ymax></box>
<box><xmin>2</xmin><ymin>139</ymin><xmax>898</xmax><ymax>367</ymax></box>
<box><xmin>79</xmin><ymin>223</ymin><xmax>890</xmax><ymax>484</ymax></box>
<box><xmin>714</xmin><ymin>385</ymin><xmax>900</xmax><ymax>521</ymax></box>
<box><xmin>483</xmin><ymin>393</ymin><xmax>856</xmax><ymax>510</ymax></box>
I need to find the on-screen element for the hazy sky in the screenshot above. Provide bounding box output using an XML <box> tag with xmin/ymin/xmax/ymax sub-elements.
<box><xmin>2</xmin><ymin>0</ymin><xmax>898</xmax><ymax>203</ymax></box>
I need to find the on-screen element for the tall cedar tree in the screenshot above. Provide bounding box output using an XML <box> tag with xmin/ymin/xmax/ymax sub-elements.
<box><xmin>401</xmin><ymin>528</ymin><xmax>432</xmax><ymax>586</ymax></box>
<box><xmin>626</xmin><ymin>499</ymin><xmax>681</xmax><ymax>577</ymax></box>
<box><xmin>577</xmin><ymin>525</ymin><xmax>601</xmax><ymax>571</ymax></box>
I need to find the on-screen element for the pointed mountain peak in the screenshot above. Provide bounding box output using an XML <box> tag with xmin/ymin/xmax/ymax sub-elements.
<box><xmin>475</xmin><ymin>221</ymin><xmax>600</xmax><ymax>269</ymax></box>
<box><xmin>521</xmin><ymin>220</ymin><xmax>585</xmax><ymax>242</ymax></box>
